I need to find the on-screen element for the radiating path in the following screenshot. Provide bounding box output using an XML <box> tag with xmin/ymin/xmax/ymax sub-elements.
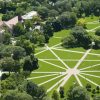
<box><xmin>80</xmin><ymin>73</ymin><xmax>100</xmax><ymax>78</ymax></box>
<box><xmin>27</xmin><ymin>73</ymin><xmax>59</xmax><ymax>80</ymax></box>
<box><xmin>74</xmin><ymin>49</ymin><xmax>91</xmax><ymax>69</ymax></box>
<box><xmin>39</xmin><ymin>59</ymin><xmax>67</xmax><ymax>70</ymax></box>
<box><xmin>80</xmin><ymin>63</ymin><xmax>100</xmax><ymax>71</ymax></box>
<box><xmin>78</xmin><ymin>74</ymin><xmax>100</xmax><ymax>87</ymax></box>
<box><xmin>46</xmin><ymin>44</ymin><xmax>70</xmax><ymax>69</ymax></box>
<box><xmin>39</xmin><ymin>74</ymin><xmax>66</xmax><ymax>86</ymax></box>
<box><xmin>32</xmin><ymin>23</ymin><xmax>100</xmax><ymax>92</ymax></box>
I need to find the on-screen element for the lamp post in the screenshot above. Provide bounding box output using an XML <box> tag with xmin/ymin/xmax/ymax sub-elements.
<box><xmin>91</xmin><ymin>41</ymin><xmax>95</xmax><ymax>48</ymax></box>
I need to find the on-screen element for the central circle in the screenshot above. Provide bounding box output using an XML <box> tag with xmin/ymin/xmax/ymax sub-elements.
<box><xmin>67</xmin><ymin>68</ymin><xmax>80</xmax><ymax>75</ymax></box>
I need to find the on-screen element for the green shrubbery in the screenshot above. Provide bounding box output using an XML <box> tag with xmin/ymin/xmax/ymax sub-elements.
<box><xmin>62</xmin><ymin>26</ymin><xmax>92</xmax><ymax>49</ymax></box>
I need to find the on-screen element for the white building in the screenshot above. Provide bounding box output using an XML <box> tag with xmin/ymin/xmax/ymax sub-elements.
<box><xmin>22</xmin><ymin>11</ymin><xmax>38</xmax><ymax>20</ymax></box>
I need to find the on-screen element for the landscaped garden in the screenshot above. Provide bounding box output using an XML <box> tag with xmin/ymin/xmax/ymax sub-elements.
<box><xmin>28</xmin><ymin>16</ymin><xmax>100</xmax><ymax>96</ymax></box>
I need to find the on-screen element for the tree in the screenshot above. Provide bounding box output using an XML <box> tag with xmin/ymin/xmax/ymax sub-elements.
<box><xmin>1</xmin><ymin>90</ymin><xmax>33</xmax><ymax>100</ymax></box>
<box><xmin>52</xmin><ymin>19</ymin><xmax>62</xmax><ymax>32</ymax></box>
<box><xmin>2</xmin><ymin>32</ymin><xmax>11</xmax><ymax>44</ymax></box>
<box><xmin>23</xmin><ymin>55</ymin><xmax>39</xmax><ymax>72</ymax></box>
<box><xmin>43</xmin><ymin>96</ymin><xmax>52</xmax><ymax>100</ymax></box>
<box><xmin>25</xmin><ymin>81</ymin><xmax>46</xmax><ymax>99</ymax></box>
<box><xmin>1</xmin><ymin>73</ymin><xmax>9</xmax><ymax>80</ymax></box>
<box><xmin>95</xmin><ymin>28</ymin><xmax>100</xmax><ymax>36</ymax></box>
<box><xmin>96</xmin><ymin>86</ymin><xmax>100</xmax><ymax>93</ymax></box>
<box><xmin>13</xmin><ymin>23</ymin><xmax>25</xmax><ymax>36</ymax></box>
<box><xmin>25</xmin><ymin>30</ymin><xmax>44</xmax><ymax>44</ymax></box>
<box><xmin>43</xmin><ymin>21</ymin><xmax>54</xmax><ymax>37</ymax></box>
<box><xmin>86</xmin><ymin>83</ymin><xmax>92</xmax><ymax>92</ymax></box>
<box><xmin>32</xmin><ymin>16</ymin><xmax>42</xmax><ymax>24</ymax></box>
<box><xmin>36</xmin><ymin>86</ymin><xmax>46</xmax><ymax>100</ymax></box>
<box><xmin>59</xmin><ymin>87</ymin><xmax>64</xmax><ymax>98</ymax></box>
<box><xmin>0</xmin><ymin>46</ymin><xmax>26</xmax><ymax>58</ymax></box>
<box><xmin>37</xmin><ymin>6</ymin><xmax>49</xmax><ymax>19</ymax></box>
<box><xmin>58</xmin><ymin>12</ymin><xmax>77</xmax><ymax>28</ymax></box>
<box><xmin>55</xmin><ymin>0</ymin><xmax>71</xmax><ymax>13</ymax></box>
<box><xmin>12</xmin><ymin>46</ymin><xmax>26</xmax><ymax>60</ymax></box>
<box><xmin>66</xmin><ymin>85</ymin><xmax>90</xmax><ymax>100</ymax></box>
<box><xmin>48</xmin><ymin>10</ymin><xmax>59</xmax><ymax>17</ymax></box>
<box><xmin>62</xmin><ymin>35</ymin><xmax>77</xmax><ymax>48</ymax></box>
<box><xmin>77</xmin><ymin>18</ymin><xmax>87</xmax><ymax>28</ymax></box>
<box><xmin>15</xmin><ymin>92</ymin><xmax>33</xmax><ymax>100</ymax></box>
<box><xmin>31</xmin><ymin>54</ymin><xmax>39</xmax><ymax>70</ymax></box>
<box><xmin>24</xmin><ymin>20</ymin><xmax>32</xmax><ymax>31</ymax></box>
<box><xmin>38</xmin><ymin>35</ymin><xmax>45</xmax><ymax>46</ymax></box>
<box><xmin>23</xmin><ymin>56</ymin><xmax>33</xmax><ymax>72</ymax></box>
<box><xmin>93</xmin><ymin>36</ymin><xmax>100</xmax><ymax>49</ymax></box>
<box><xmin>15</xmin><ymin>7</ymin><xmax>24</xmax><ymax>16</ymax></box>
<box><xmin>52</xmin><ymin>90</ymin><xmax>60</xmax><ymax>100</ymax></box>
<box><xmin>23</xmin><ymin>40</ymin><xmax>35</xmax><ymax>55</ymax></box>
<box><xmin>93</xmin><ymin>96</ymin><xmax>100</xmax><ymax>100</ymax></box>
<box><xmin>1</xmin><ymin>57</ymin><xmax>15</xmax><ymax>75</ymax></box>
<box><xmin>71</xmin><ymin>26</ymin><xmax>92</xmax><ymax>48</ymax></box>
<box><xmin>49</xmin><ymin>0</ymin><xmax>57</xmax><ymax>3</ymax></box>
<box><xmin>2</xmin><ymin>11</ymin><xmax>15</xmax><ymax>21</ymax></box>
<box><xmin>22</xmin><ymin>71</ymin><xmax>31</xmax><ymax>79</ymax></box>
<box><xmin>13</xmin><ymin>60</ymin><xmax>21</xmax><ymax>73</ymax></box>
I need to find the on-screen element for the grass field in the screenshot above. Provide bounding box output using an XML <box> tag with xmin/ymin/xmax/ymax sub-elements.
<box><xmin>28</xmin><ymin>16</ymin><xmax>100</xmax><ymax>97</ymax></box>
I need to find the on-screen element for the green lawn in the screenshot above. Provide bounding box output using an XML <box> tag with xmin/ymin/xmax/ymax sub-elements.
<box><xmin>35</xmin><ymin>60</ymin><xmax>65</xmax><ymax>72</ymax></box>
<box><xmin>64</xmin><ymin>75</ymin><xmax>77</xmax><ymax>93</ymax></box>
<box><xmin>29</xmin><ymin>16</ymin><xmax>100</xmax><ymax>97</ymax></box>
<box><xmin>85</xmin><ymin>16</ymin><xmax>99</xmax><ymax>22</ymax></box>
<box><xmin>78</xmin><ymin>61</ymin><xmax>100</xmax><ymax>70</ymax></box>
<box><xmin>86</xmin><ymin>23</ymin><xmax>100</xmax><ymax>30</ymax></box>
<box><xmin>29</xmin><ymin>73</ymin><xmax>58</xmax><ymax>77</ymax></box>
<box><xmin>52</xmin><ymin>50</ymin><xmax>83</xmax><ymax>59</ymax></box>
<box><xmin>85</xmin><ymin>54</ymin><xmax>100</xmax><ymax>60</ymax></box>
<box><xmin>31</xmin><ymin>75</ymin><xmax>59</xmax><ymax>84</ymax></box>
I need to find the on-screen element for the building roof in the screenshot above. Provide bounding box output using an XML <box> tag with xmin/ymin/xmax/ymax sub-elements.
<box><xmin>0</xmin><ymin>11</ymin><xmax>38</xmax><ymax>30</ymax></box>
<box><xmin>22</xmin><ymin>11</ymin><xmax>38</xmax><ymax>20</ymax></box>
<box><xmin>4</xmin><ymin>16</ymin><xmax>18</xmax><ymax>29</ymax></box>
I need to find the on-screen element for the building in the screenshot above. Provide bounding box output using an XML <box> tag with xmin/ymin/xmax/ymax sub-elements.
<box><xmin>22</xmin><ymin>11</ymin><xmax>38</xmax><ymax>20</ymax></box>
<box><xmin>0</xmin><ymin>11</ymin><xmax>38</xmax><ymax>33</ymax></box>
<box><xmin>4</xmin><ymin>16</ymin><xmax>19</xmax><ymax>30</ymax></box>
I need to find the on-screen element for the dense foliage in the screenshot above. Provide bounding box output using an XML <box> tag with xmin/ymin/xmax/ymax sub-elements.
<box><xmin>0</xmin><ymin>0</ymin><xmax>100</xmax><ymax>100</ymax></box>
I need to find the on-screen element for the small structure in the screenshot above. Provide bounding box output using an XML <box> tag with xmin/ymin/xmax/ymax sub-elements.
<box><xmin>4</xmin><ymin>16</ymin><xmax>19</xmax><ymax>30</ymax></box>
<box><xmin>0</xmin><ymin>11</ymin><xmax>38</xmax><ymax>33</ymax></box>
<box><xmin>22</xmin><ymin>11</ymin><xmax>38</xmax><ymax>20</ymax></box>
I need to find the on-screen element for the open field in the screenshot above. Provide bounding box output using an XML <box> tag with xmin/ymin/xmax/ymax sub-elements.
<box><xmin>28</xmin><ymin>16</ymin><xmax>100</xmax><ymax>96</ymax></box>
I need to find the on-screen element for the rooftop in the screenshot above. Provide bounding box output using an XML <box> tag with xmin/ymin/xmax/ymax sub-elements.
<box><xmin>4</xmin><ymin>16</ymin><xmax>18</xmax><ymax>29</ymax></box>
<box><xmin>22</xmin><ymin>11</ymin><xmax>38</xmax><ymax>20</ymax></box>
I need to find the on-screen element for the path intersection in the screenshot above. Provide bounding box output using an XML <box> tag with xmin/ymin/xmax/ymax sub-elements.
<box><xmin>28</xmin><ymin>42</ymin><xmax>100</xmax><ymax>93</ymax></box>
<box><xmin>28</xmin><ymin>21</ymin><xmax>100</xmax><ymax>93</ymax></box>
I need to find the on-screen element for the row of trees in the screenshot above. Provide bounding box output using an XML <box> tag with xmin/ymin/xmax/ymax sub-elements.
<box><xmin>1</xmin><ymin>73</ymin><xmax>46</xmax><ymax>100</ymax></box>
<box><xmin>35</xmin><ymin>0</ymin><xmax>100</xmax><ymax>19</ymax></box>
<box><xmin>0</xmin><ymin>0</ymin><xmax>100</xmax><ymax>21</ymax></box>
<box><xmin>51</xmin><ymin>84</ymin><xmax>100</xmax><ymax>100</ymax></box>
<box><xmin>0</xmin><ymin>45</ymin><xmax>39</xmax><ymax>74</ymax></box>
<box><xmin>1</xmin><ymin>78</ymin><xmax>100</xmax><ymax>100</ymax></box>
